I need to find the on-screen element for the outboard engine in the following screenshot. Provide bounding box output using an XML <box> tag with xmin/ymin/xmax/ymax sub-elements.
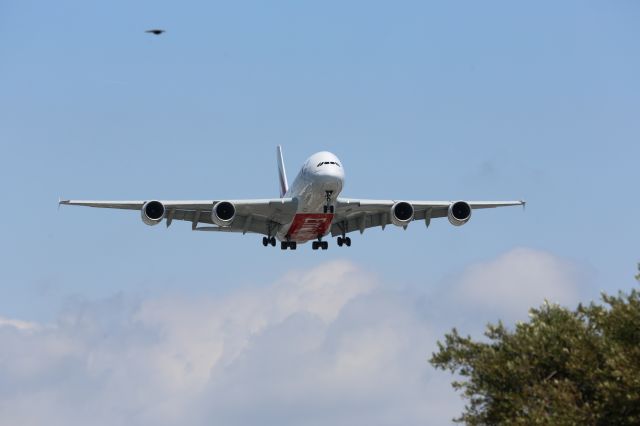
<box><xmin>141</xmin><ymin>200</ymin><xmax>165</xmax><ymax>226</ymax></box>
<box><xmin>390</xmin><ymin>201</ymin><xmax>414</xmax><ymax>227</ymax></box>
<box><xmin>211</xmin><ymin>201</ymin><xmax>236</xmax><ymax>227</ymax></box>
<box><xmin>448</xmin><ymin>201</ymin><xmax>472</xmax><ymax>226</ymax></box>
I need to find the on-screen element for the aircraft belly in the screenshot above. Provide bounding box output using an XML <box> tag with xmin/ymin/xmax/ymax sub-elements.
<box><xmin>276</xmin><ymin>191</ymin><xmax>335</xmax><ymax>241</ymax></box>
<box><xmin>277</xmin><ymin>169</ymin><xmax>341</xmax><ymax>242</ymax></box>
<box><xmin>280</xmin><ymin>213</ymin><xmax>334</xmax><ymax>243</ymax></box>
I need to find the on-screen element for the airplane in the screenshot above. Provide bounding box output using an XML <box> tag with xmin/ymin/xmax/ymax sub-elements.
<box><xmin>59</xmin><ymin>146</ymin><xmax>524</xmax><ymax>250</ymax></box>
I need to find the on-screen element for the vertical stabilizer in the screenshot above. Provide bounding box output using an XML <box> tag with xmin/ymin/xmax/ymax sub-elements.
<box><xmin>276</xmin><ymin>145</ymin><xmax>289</xmax><ymax>198</ymax></box>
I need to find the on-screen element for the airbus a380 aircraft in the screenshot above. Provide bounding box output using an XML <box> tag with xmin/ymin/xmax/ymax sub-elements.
<box><xmin>60</xmin><ymin>146</ymin><xmax>524</xmax><ymax>250</ymax></box>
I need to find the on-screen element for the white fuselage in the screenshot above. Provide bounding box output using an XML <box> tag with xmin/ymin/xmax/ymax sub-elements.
<box><xmin>276</xmin><ymin>151</ymin><xmax>345</xmax><ymax>243</ymax></box>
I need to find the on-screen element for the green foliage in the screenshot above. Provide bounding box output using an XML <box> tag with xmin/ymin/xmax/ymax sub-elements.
<box><xmin>430</xmin><ymin>275</ymin><xmax>640</xmax><ymax>425</ymax></box>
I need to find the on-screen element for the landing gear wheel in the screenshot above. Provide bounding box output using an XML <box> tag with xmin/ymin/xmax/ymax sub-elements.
<box><xmin>321</xmin><ymin>241</ymin><xmax>328</xmax><ymax>250</ymax></box>
<box><xmin>337</xmin><ymin>236</ymin><xmax>350</xmax><ymax>247</ymax></box>
<box><xmin>270</xmin><ymin>237</ymin><xmax>276</xmax><ymax>246</ymax></box>
<box><xmin>281</xmin><ymin>241</ymin><xmax>297</xmax><ymax>250</ymax></box>
<box><xmin>312</xmin><ymin>241</ymin><xmax>319</xmax><ymax>250</ymax></box>
<box><xmin>262</xmin><ymin>237</ymin><xmax>268</xmax><ymax>246</ymax></box>
<box><xmin>281</xmin><ymin>235</ymin><xmax>297</xmax><ymax>250</ymax></box>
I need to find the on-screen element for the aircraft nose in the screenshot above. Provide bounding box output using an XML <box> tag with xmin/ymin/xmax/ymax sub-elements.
<box><xmin>314</xmin><ymin>166</ymin><xmax>344</xmax><ymax>195</ymax></box>
<box><xmin>315</xmin><ymin>167</ymin><xmax>343</xmax><ymax>181</ymax></box>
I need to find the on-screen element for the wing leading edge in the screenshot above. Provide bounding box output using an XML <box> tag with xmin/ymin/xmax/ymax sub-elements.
<box><xmin>59</xmin><ymin>198</ymin><xmax>298</xmax><ymax>236</ymax></box>
<box><xmin>59</xmin><ymin>197</ymin><xmax>524</xmax><ymax>238</ymax></box>
<box><xmin>330</xmin><ymin>198</ymin><xmax>524</xmax><ymax>236</ymax></box>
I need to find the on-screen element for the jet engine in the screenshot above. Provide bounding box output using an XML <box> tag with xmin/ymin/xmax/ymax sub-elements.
<box><xmin>141</xmin><ymin>200</ymin><xmax>165</xmax><ymax>226</ymax></box>
<box><xmin>448</xmin><ymin>201</ymin><xmax>472</xmax><ymax>226</ymax></box>
<box><xmin>211</xmin><ymin>201</ymin><xmax>236</xmax><ymax>227</ymax></box>
<box><xmin>390</xmin><ymin>201</ymin><xmax>414</xmax><ymax>227</ymax></box>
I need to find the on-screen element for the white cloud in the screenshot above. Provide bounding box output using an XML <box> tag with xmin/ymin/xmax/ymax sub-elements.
<box><xmin>0</xmin><ymin>250</ymin><xmax>590</xmax><ymax>426</ymax></box>
<box><xmin>0</xmin><ymin>260</ymin><xmax>459</xmax><ymax>426</ymax></box>
<box><xmin>0</xmin><ymin>317</ymin><xmax>39</xmax><ymax>331</ymax></box>
<box><xmin>451</xmin><ymin>247</ymin><xmax>584</xmax><ymax>322</ymax></box>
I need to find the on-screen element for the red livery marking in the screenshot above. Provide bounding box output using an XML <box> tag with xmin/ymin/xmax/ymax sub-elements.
<box><xmin>287</xmin><ymin>213</ymin><xmax>334</xmax><ymax>242</ymax></box>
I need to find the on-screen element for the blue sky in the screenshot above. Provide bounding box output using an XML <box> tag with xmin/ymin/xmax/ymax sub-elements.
<box><xmin>1</xmin><ymin>1</ymin><xmax>639</xmax><ymax>424</ymax></box>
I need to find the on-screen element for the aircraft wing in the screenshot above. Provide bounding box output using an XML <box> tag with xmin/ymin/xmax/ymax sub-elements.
<box><xmin>330</xmin><ymin>198</ymin><xmax>524</xmax><ymax>236</ymax></box>
<box><xmin>59</xmin><ymin>198</ymin><xmax>298</xmax><ymax>236</ymax></box>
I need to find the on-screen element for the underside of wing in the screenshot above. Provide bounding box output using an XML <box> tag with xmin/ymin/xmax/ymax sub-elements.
<box><xmin>60</xmin><ymin>198</ymin><xmax>298</xmax><ymax>236</ymax></box>
<box><xmin>331</xmin><ymin>198</ymin><xmax>524</xmax><ymax>236</ymax></box>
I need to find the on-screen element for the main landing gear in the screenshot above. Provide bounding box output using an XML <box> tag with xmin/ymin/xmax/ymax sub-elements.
<box><xmin>312</xmin><ymin>235</ymin><xmax>328</xmax><ymax>250</ymax></box>
<box><xmin>323</xmin><ymin>191</ymin><xmax>334</xmax><ymax>214</ymax></box>
<box><xmin>336</xmin><ymin>236</ymin><xmax>351</xmax><ymax>247</ymax></box>
<box><xmin>262</xmin><ymin>236</ymin><xmax>276</xmax><ymax>247</ymax></box>
<box><xmin>281</xmin><ymin>237</ymin><xmax>297</xmax><ymax>250</ymax></box>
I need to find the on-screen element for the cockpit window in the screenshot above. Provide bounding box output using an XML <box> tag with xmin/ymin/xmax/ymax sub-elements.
<box><xmin>317</xmin><ymin>161</ymin><xmax>341</xmax><ymax>167</ymax></box>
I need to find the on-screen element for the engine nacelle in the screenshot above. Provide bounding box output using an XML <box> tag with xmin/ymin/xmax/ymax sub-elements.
<box><xmin>448</xmin><ymin>201</ymin><xmax>472</xmax><ymax>226</ymax></box>
<box><xmin>141</xmin><ymin>200</ymin><xmax>165</xmax><ymax>226</ymax></box>
<box><xmin>390</xmin><ymin>201</ymin><xmax>414</xmax><ymax>227</ymax></box>
<box><xmin>211</xmin><ymin>201</ymin><xmax>236</xmax><ymax>227</ymax></box>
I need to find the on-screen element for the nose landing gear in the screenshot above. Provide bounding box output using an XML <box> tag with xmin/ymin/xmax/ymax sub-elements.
<box><xmin>323</xmin><ymin>191</ymin><xmax>334</xmax><ymax>214</ymax></box>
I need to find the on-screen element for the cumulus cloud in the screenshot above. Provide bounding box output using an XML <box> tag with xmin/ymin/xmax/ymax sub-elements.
<box><xmin>0</xmin><ymin>250</ymin><xmax>589</xmax><ymax>426</ymax></box>
<box><xmin>0</xmin><ymin>260</ymin><xmax>459</xmax><ymax>426</ymax></box>
<box><xmin>450</xmin><ymin>247</ymin><xmax>585</xmax><ymax>322</ymax></box>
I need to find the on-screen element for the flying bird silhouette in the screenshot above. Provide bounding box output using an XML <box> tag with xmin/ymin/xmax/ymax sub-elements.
<box><xmin>145</xmin><ymin>29</ymin><xmax>165</xmax><ymax>35</ymax></box>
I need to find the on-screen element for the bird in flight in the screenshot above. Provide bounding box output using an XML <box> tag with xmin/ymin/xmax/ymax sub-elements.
<box><xmin>145</xmin><ymin>29</ymin><xmax>165</xmax><ymax>35</ymax></box>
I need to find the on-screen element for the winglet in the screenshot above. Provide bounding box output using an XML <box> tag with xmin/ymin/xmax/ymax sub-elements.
<box><xmin>276</xmin><ymin>145</ymin><xmax>289</xmax><ymax>198</ymax></box>
<box><xmin>521</xmin><ymin>200</ymin><xmax>526</xmax><ymax>211</ymax></box>
<box><xmin>58</xmin><ymin>196</ymin><xmax>66</xmax><ymax>211</ymax></box>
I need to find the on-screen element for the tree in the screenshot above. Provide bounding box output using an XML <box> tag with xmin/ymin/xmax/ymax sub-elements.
<box><xmin>430</xmin><ymin>269</ymin><xmax>640</xmax><ymax>425</ymax></box>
